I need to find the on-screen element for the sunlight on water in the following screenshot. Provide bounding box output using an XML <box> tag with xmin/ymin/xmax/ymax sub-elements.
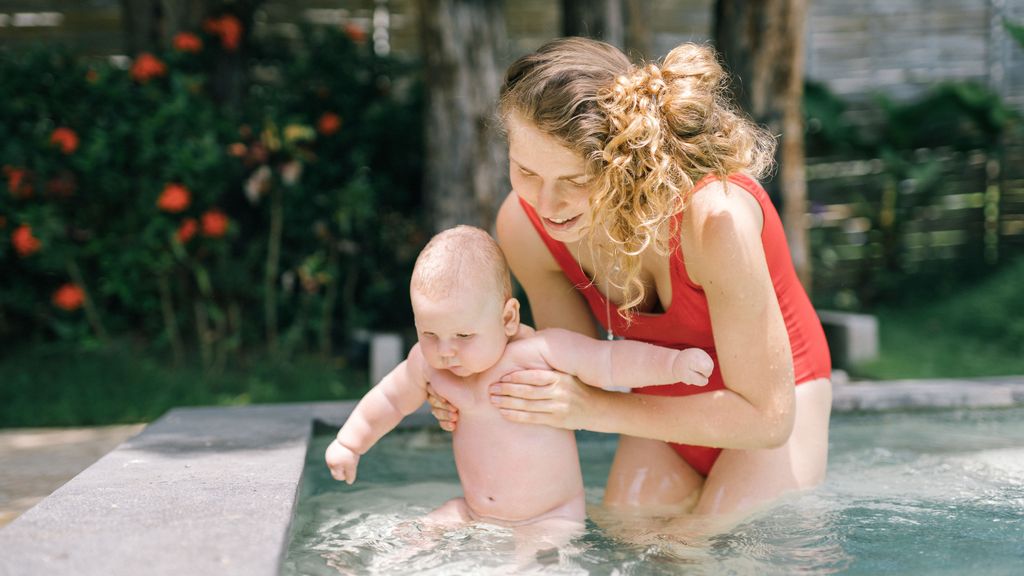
<box><xmin>282</xmin><ymin>408</ymin><xmax>1024</xmax><ymax>575</ymax></box>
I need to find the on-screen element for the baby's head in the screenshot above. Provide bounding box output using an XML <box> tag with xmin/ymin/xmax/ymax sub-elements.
<box><xmin>410</xmin><ymin>225</ymin><xmax>520</xmax><ymax>377</ymax></box>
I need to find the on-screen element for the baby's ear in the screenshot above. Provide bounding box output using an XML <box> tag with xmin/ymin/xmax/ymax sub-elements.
<box><xmin>502</xmin><ymin>298</ymin><xmax>520</xmax><ymax>336</ymax></box>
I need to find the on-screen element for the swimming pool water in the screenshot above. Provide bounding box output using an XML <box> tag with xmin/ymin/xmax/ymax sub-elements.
<box><xmin>282</xmin><ymin>407</ymin><xmax>1024</xmax><ymax>575</ymax></box>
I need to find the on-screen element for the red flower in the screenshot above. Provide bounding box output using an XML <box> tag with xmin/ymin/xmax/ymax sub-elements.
<box><xmin>157</xmin><ymin>183</ymin><xmax>191</xmax><ymax>213</ymax></box>
<box><xmin>344</xmin><ymin>23</ymin><xmax>366</xmax><ymax>44</ymax></box>
<box><xmin>173</xmin><ymin>32</ymin><xmax>203</xmax><ymax>53</ymax></box>
<box><xmin>86</xmin><ymin>68</ymin><xmax>99</xmax><ymax>83</ymax></box>
<box><xmin>52</xmin><ymin>283</ymin><xmax>85</xmax><ymax>312</ymax></box>
<box><xmin>131</xmin><ymin>53</ymin><xmax>167</xmax><ymax>83</ymax></box>
<box><xmin>204</xmin><ymin>15</ymin><xmax>243</xmax><ymax>51</ymax></box>
<box><xmin>201</xmin><ymin>209</ymin><xmax>229</xmax><ymax>238</ymax></box>
<box><xmin>4</xmin><ymin>166</ymin><xmax>33</xmax><ymax>199</ymax></box>
<box><xmin>50</xmin><ymin>127</ymin><xmax>79</xmax><ymax>155</ymax></box>
<box><xmin>12</xmin><ymin>225</ymin><xmax>41</xmax><ymax>257</ymax></box>
<box><xmin>317</xmin><ymin>112</ymin><xmax>342</xmax><ymax>136</ymax></box>
<box><xmin>177</xmin><ymin>218</ymin><xmax>198</xmax><ymax>243</ymax></box>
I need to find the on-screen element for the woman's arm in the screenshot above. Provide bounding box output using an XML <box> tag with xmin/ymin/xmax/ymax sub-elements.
<box><xmin>492</xmin><ymin>182</ymin><xmax>796</xmax><ymax>449</ymax></box>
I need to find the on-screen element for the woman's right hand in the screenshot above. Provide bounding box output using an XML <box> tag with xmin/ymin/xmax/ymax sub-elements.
<box><xmin>426</xmin><ymin>383</ymin><xmax>458</xmax><ymax>432</ymax></box>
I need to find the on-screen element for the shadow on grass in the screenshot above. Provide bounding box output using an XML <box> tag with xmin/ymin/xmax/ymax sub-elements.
<box><xmin>0</xmin><ymin>343</ymin><xmax>369</xmax><ymax>428</ymax></box>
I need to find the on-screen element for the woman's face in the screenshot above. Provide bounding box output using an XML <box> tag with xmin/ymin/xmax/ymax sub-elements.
<box><xmin>506</xmin><ymin>113</ymin><xmax>593</xmax><ymax>243</ymax></box>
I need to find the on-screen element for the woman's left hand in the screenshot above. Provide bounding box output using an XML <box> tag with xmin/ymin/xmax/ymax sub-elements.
<box><xmin>489</xmin><ymin>368</ymin><xmax>597</xmax><ymax>430</ymax></box>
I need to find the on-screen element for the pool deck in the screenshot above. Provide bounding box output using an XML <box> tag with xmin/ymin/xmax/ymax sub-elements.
<box><xmin>1</xmin><ymin>375</ymin><xmax>1023</xmax><ymax>576</ymax></box>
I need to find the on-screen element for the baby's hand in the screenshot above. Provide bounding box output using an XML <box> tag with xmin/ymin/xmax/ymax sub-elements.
<box><xmin>673</xmin><ymin>348</ymin><xmax>714</xmax><ymax>386</ymax></box>
<box><xmin>325</xmin><ymin>439</ymin><xmax>360</xmax><ymax>484</ymax></box>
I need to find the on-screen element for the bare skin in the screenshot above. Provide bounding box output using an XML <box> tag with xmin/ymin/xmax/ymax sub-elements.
<box><xmin>328</xmin><ymin>276</ymin><xmax>713</xmax><ymax>527</ymax></box>
<box><xmin>428</xmin><ymin>115</ymin><xmax>832</xmax><ymax>522</ymax></box>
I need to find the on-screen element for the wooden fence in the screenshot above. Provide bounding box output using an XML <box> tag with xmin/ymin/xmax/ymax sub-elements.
<box><xmin>806</xmin><ymin>138</ymin><xmax>1024</xmax><ymax>306</ymax></box>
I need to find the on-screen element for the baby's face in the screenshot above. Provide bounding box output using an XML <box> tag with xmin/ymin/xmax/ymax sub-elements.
<box><xmin>411</xmin><ymin>284</ymin><xmax>513</xmax><ymax>378</ymax></box>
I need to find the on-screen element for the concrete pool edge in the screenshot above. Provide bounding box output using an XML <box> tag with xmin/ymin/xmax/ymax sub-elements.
<box><xmin>0</xmin><ymin>401</ymin><xmax>434</xmax><ymax>576</ymax></box>
<box><xmin>2</xmin><ymin>377</ymin><xmax>1023</xmax><ymax>576</ymax></box>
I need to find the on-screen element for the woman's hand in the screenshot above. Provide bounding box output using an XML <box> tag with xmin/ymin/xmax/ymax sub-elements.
<box><xmin>488</xmin><ymin>369</ymin><xmax>597</xmax><ymax>430</ymax></box>
<box><xmin>426</xmin><ymin>383</ymin><xmax>458</xmax><ymax>432</ymax></box>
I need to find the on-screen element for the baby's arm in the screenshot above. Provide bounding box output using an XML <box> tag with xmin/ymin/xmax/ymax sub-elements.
<box><xmin>326</xmin><ymin>345</ymin><xmax>429</xmax><ymax>484</ymax></box>
<box><xmin>535</xmin><ymin>328</ymin><xmax>714</xmax><ymax>390</ymax></box>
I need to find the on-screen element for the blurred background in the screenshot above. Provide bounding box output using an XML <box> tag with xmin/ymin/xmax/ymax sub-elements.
<box><xmin>2</xmin><ymin>0</ymin><xmax>1023</xmax><ymax>428</ymax></box>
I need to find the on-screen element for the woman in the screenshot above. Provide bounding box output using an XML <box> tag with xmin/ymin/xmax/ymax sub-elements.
<box><xmin>431</xmin><ymin>37</ymin><xmax>833</xmax><ymax>520</ymax></box>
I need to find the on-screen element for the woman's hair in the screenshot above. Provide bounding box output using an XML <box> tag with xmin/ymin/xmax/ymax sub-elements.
<box><xmin>499</xmin><ymin>37</ymin><xmax>775</xmax><ymax>317</ymax></box>
<box><xmin>411</xmin><ymin>225</ymin><xmax>512</xmax><ymax>302</ymax></box>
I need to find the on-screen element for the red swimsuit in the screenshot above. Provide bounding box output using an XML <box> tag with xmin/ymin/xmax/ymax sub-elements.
<box><xmin>519</xmin><ymin>173</ymin><xmax>832</xmax><ymax>476</ymax></box>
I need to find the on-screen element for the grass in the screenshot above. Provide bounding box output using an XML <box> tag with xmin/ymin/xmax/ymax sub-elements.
<box><xmin>3</xmin><ymin>258</ymin><xmax>1022</xmax><ymax>427</ymax></box>
<box><xmin>0</xmin><ymin>343</ymin><xmax>369</xmax><ymax>427</ymax></box>
<box><xmin>850</xmin><ymin>257</ymin><xmax>1024</xmax><ymax>379</ymax></box>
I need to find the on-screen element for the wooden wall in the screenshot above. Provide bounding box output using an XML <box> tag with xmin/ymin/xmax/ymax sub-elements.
<box><xmin>3</xmin><ymin>0</ymin><xmax>1021</xmax><ymax>107</ymax></box>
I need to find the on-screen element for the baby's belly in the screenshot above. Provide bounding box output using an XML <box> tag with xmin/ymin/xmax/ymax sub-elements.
<box><xmin>452</xmin><ymin>417</ymin><xmax>583</xmax><ymax>522</ymax></box>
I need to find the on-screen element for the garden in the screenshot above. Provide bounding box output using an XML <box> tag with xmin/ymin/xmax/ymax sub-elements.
<box><xmin>2</xmin><ymin>13</ymin><xmax>1024</xmax><ymax>427</ymax></box>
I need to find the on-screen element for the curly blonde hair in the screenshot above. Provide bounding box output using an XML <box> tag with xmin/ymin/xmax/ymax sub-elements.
<box><xmin>500</xmin><ymin>37</ymin><xmax>775</xmax><ymax>318</ymax></box>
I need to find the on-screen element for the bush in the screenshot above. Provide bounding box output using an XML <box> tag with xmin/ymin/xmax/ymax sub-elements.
<box><xmin>0</xmin><ymin>23</ymin><xmax>425</xmax><ymax>369</ymax></box>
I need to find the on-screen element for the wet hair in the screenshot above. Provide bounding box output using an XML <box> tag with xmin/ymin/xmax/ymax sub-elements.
<box><xmin>411</xmin><ymin>225</ymin><xmax>512</xmax><ymax>302</ymax></box>
<box><xmin>499</xmin><ymin>37</ymin><xmax>775</xmax><ymax>317</ymax></box>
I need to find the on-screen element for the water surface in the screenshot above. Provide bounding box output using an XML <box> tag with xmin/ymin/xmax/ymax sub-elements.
<box><xmin>283</xmin><ymin>407</ymin><xmax>1024</xmax><ymax>575</ymax></box>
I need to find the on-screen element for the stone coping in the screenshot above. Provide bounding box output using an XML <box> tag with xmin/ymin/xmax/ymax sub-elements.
<box><xmin>2</xmin><ymin>377</ymin><xmax>1023</xmax><ymax>576</ymax></box>
<box><xmin>833</xmin><ymin>375</ymin><xmax>1024</xmax><ymax>411</ymax></box>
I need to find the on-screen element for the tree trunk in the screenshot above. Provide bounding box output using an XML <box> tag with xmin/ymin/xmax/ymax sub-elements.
<box><xmin>419</xmin><ymin>0</ymin><xmax>509</xmax><ymax>233</ymax></box>
<box><xmin>562</xmin><ymin>0</ymin><xmax>624</xmax><ymax>49</ymax></box>
<box><xmin>713</xmin><ymin>0</ymin><xmax>811</xmax><ymax>290</ymax></box>
<box><xmin>120</xmin><ymin>0</ymin><xmax>258</xmax><ymax>108</ymax></box>
<box><xmin>623</xmin><ymin>0</ymin><xmax>652</xmax><ymax>60</ymax></box>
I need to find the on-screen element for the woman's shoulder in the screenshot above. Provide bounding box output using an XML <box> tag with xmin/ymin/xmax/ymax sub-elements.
<box><xmin>685</xmin><ymin>176</ymin><xmax>763</xmax><ymax>234</ymax></box>
<box><xmin>680</xmin><ymin>175</ymin><xmax>766</xmax><ymax>282</ymax></box>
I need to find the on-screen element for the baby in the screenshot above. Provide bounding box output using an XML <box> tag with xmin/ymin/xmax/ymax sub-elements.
<box><xmin>325</xmin><ymin>225</ymin><xmax>713</xmax><ymax>532</ymax></box>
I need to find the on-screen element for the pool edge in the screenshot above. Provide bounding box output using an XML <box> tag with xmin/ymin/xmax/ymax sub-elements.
<box><xmin>3</xmin><ymin>377</ymin><xmax>1024</xmax><ymax>576</ymax></box>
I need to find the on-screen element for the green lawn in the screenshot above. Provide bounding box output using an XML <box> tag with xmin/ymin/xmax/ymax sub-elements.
<box><xmin>3</xmin><ymin>258</ymin><xmax>1022</xmax><ymax>427</ymax></box>
<box><xmin>0</xmin><ymin>344</ymin><xmax>368</xmax><ymax>427</ymax></box>
<box><xmin>850</xmin><ymin>258</ymin><xmax>1024</xmax><ymax>380</ymax></box>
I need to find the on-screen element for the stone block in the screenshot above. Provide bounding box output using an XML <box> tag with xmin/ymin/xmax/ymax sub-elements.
<box><xmin>370</xmin><ymin>332</ymin><xmax>404</xmax><ymax>386</ymax></box>
<box><xmin>817</xmin><ymin>310</ymin><xmax>879</xmax><ymax>369</ymax></box>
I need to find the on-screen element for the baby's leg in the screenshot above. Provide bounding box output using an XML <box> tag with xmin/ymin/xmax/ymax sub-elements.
<box><xmin>511</xmin><ymin>493</ymin><xmax>586</xmax><ymax>567</ymax></box>
<box><xmin>512</xmin><ymin>516</ymin><xmax>584</xmax><ymax>568</ymax></box>
<box><xmin>382</xmin><ymin>498</ymin><xmax>474</xmax><ymax>569</ymax></box>
<box><xmin>424</xmin><ymin>496</ymin><xmax>474</xmax><ymax>526</ymax></box>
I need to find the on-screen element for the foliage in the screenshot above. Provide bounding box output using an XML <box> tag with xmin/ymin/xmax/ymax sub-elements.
<box><xmin>803</xmin><ymin>80</ymin><xmax>862</xmax><ymax>156</ymax></box>
<box><xmin>0</xmin><ymin>21</ymin><xmax>425</xmax><ymax>370</ymax></box>
<box><xmin>804</xmin><ymin>79</ymin><xmax>1022</xmax><ymax>309</ymax></box>
<box><xmin>804</xmin><ymin>80</ymin><xmax>1019</xmax><ymax>159</ymax></box>
<box><xmin>873</xmin><ymin>83</ymin><xmax>1018</xmax><ymax>153</ymax></box>
<box><xmin>1005</xmin><ymin>17</ymin><xmax>1024</xmax><ymax>50</ymax></box>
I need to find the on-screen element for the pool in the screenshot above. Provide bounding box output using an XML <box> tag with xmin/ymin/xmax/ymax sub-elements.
<box><xmin>282</xmin><ymin>407</ymin><xmax>1024</xmax><ymax>575</ymax></box>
